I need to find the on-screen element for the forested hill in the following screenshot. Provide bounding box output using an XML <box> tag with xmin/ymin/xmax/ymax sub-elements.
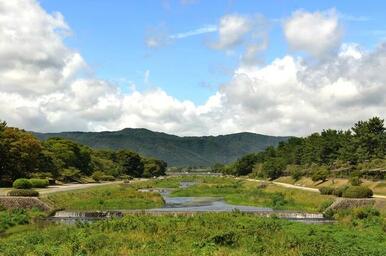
<box><xmin>34</xmin><ymin>129</ymin><xmax>289</xmax><ymax>167</ymax></box>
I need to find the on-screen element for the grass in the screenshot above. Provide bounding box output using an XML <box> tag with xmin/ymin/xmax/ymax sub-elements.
<box><xmin>169</xmin><ymin>177</ymin><xmax>334</xmax><ymax>212</ymax></box>
<box><xmin>0</xmin><ymin>213</ymin><xmax>385</xmax><ymax>256</ymax></box>
<box><xmin>42</xmin><ymin>184</ymin><xmax>164</xmax><ymax>210</ymax></box>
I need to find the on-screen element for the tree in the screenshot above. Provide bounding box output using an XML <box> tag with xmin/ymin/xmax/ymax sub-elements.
<box><xmin>262</xmin><ymin>157</ymin><xmax>286</xmax><ymax>180</ymax></box>
<box><xmin>311</xmin><ymin>166</ymin><xmax>329</xmax><ymax>182</ymax></box>
<box><xmin>142</xmin><ymin>158</ymin><xmax>167</xmax><ymax>177</ymax></box>
<box><xmin>121</xmin><ymin>151</ymin><xmax>144</xmax><ymax>177</ymax></box>
<box><xmin>0</xmin><ymin>127</ymin><xmax>42</xmax><ymax>180</ymax></box>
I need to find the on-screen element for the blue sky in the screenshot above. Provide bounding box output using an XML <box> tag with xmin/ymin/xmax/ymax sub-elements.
<box><xmin>39</xmin><ymin>0</ymin><xmax>386</xmax><ymax>104</ymax></box>
<box><xmin>1</xmin><ymin>0</ymin><xmax>385</xmax><ymax>135</ymax></box>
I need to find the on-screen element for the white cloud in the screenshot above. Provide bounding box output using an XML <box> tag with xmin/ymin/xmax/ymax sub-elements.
<box><xmin>0</xmin><ymin>2</ymin><xmax>385</xmax><ymax>137</ymax></box>
<box><xmin>211</xmin><ymin>14</ymin><xmax>252</xmax><ymax>50</ymax></box>
<box><xmin>284</xmin><ymin>9</ymin><xmax>342</xmax><ymax>58</ymax></box>
<box><xmin>170</xmin><ymin>25</ymin><xmax>217</xmax><ymax>39</ymax></box>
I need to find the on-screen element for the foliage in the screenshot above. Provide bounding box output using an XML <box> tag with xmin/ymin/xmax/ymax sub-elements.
<box><xmin>34</xmin><ymin>128</ymin><xmax>288</xmax><ymax>167</ymax></box>
<box><xmin>142</xmin><ymin>158</ymin><xmax>167</xmax><ymax>178</ymax></box>
<box><xmin>350</xmin><ymin>176</ymin><xmax>362</xmax><ymax>186</ymax></box>
<box><xmin>342</xmin><ymin>186</ymin><xmax>373</xmax><ymax>198</ymax></box>
<box><xmin>7</xmin><ymin>189</ymin><xmax>39</xmax><ymax>197</ymax></box>
<box><xmin>12</xmin><ymin>179</ymin><xmax>32</xmax><ymax>189</ymax></box>
<box><xmin>0</xmin><ymin>121</ymin><xmax>167</xmax><ymax>183</ymax></box>
<box><xmin>91</xmin><ymin>170</ymin><xmax>104</xmax><ymax>182</ymax></box>
<box><xmin>0</xmin><ymin>214</ymin><xmax>385</xmax><ymax>255</ymax></box>
<box><xmin>29</xmin><ymin>178</ymin><xmax>49</xmax><ymax>188</ymax></box>
<box><xmin>0</xmin><ymin>209</ymin><xmax>30</xmax><ymax>233</ymax></box>
<box><xmin>225</xmin><ymin>117</ymin><xmax>386</xmax><ymax>180</ymax></box>
<box><xmin>311</xmin><ymin>166</ymin><xmax>329</xmax><ymax>182</ymax></box>
<box><xmin>168</xmin><ymin>176</ymin><xmax>333</xmax><ymax>212</ymax></box>
<box><xmin>319</xmin><ymin>187</ymin><xmax>334</xmax><ymax>195</ymax></box>
<box><xmin>44</xmin><ymin>184</ymin><xmax>164</xmax><ymax>210</ymax></box>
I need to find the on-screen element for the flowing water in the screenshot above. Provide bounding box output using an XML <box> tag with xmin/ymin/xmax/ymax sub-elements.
<box><xmin>44</xmin><ymin>181</ymin><xmax>332</xmax><ymax>224</ymax></box>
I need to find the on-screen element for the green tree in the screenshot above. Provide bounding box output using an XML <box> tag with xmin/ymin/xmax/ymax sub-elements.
<box><xmin>121</xmin><ymin>151</ymin><xmax>144</xmax><ymax>177</ymax></box>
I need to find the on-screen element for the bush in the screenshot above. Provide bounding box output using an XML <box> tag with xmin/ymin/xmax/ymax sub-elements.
<box><xmin>342</xmin><ymin>186</ymin><xmax>373</xmax><ymax>198</ymax></box>
<box><xmin>92</xmin><ymin>171</ymin><xmax>105</xmax><ymax>182</ymax></box>
<box><xmin>29</xmin><ymin>179</ymin><xmax>49</xmax><ymax>188</ymax></box>
<box><xmin>319</xmin><ymin>187</ymin><xmax>334</xmax><ymax>195</ymax></box>
<box><xmin>12</xmin><ymin>179</ymin><xmax>32</xmax><ymax>189</ymax></box>
<box><xmin>349</xmin><ymin>176</ymin><xmax>362</xmax><ymax>186</ymax></box>
<box><xmin>7</xmin><ymin>189</ymin><xmax>39</xmax><ymax>197</ymax></box>
<box><xmin>101</xmin><ymin>175</ymin><xmax>115</xmax><ymax>181</ymax></box>
<box><xmin>332</xmin><ymin>186</ymin><xmax>349</xmax><ymax>197</ymax></box>
<box><xmin>291</xmin><ymin>169</ymin><xmax>303</xmax><ymax>181</ymax></box>
<box><xmin>352</xmin><ymin>207</ymin><xmax>380</xmax><ymax>219</ymax></box>
<box><xmin>271</xmin><ymin>192</ymin><xmax>287</xmax><ymax>208</ymax></box>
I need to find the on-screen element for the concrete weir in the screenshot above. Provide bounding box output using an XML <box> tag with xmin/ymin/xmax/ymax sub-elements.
<box><xmin>0</xmin><ymin>196</ymin><xmax>52</xmax><ymax>212</ymax></box>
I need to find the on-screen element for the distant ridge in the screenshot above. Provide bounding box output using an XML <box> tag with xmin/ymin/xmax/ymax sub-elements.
<box><xmin>34</xmin><ymin>128</ymin><xmax>290</xmax><ymax>167</ymax></box>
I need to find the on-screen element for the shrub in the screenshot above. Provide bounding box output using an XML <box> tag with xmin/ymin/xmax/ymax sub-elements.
<box><xmin>349</xmin><ymin>176</ymin><xmax>362</xmax><ymax>186</ymax></box>
<box><xmin>92</xmin><ymin>171</ymin><xmax>105</xmax><ymax>182</ymax></box>
<box><xmin>311</xmin><ymin>167</ymin><xmax>329</xmax><ymax>182</ymax></box>
<box><xmin>291</xmin><ymin>169</ymin><xmax>303</xmax><ymax>181</ymax></box>
<box><xmin>352</xmin><ymin>207</ymin><xmax>380</xmax><ymax>219</ymax></box>
<box><xmin>29</xmin><ymin>179</ymin><xmax>49</xmax><ymax>188</ymax></box>
<box><xmin>7</xmin><ymin>189</ymin><xmax>39</xmax><ymax>197</ymax></box>
<box><xmin>271</xmin><ymin>192</ymin><xmax>287</xmax><ymax>208</ymax></box>
<box><xmin>342</xmin><ymin>186</ymin><xmax>373</xmax><ymax>198</ymax></box>
<box><xmin>332</xmin><ymin>185</ymin><xmax>349</xmax><ymax>197</ymax></box>
<box><xmin>101</xmin><ymin>175</ymin><xmax>115</xmax><ymax>181</ymax></box>
<box><xmin>12</xmin><ymin>179</ymin><xmax>32</xmax><ymax>189</ymax></box>
<box><xmin>319</xmin><ymin>187</ymin><xmax>334</xmax><ymax>195</ymax></box>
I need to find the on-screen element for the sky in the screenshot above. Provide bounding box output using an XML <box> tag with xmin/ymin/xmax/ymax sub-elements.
<box><xmin>0</xmin><ymin>0</ymin><xmax>386</xmax><ymax>136</ymax></box>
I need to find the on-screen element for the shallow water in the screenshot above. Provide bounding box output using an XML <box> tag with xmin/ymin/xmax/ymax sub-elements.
<box><xmin>44</xmin><ymin>181</ymin><xmax>332</xmax><ymax>224</ymax></box>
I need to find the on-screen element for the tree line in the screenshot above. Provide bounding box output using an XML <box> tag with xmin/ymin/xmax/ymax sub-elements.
<box><xmin>214</xmin><ymin>117</ymin><xmax>386</xmax><ymax>180</ymax></box>
<box><xmin>0</xmin><ymin>121</ymin><xmax>166</xmax><ymax>185</ymax></box>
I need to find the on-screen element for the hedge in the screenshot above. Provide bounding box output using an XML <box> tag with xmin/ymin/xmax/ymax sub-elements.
<box><xmin>342</xmin><ymin>186</ymin><xmax>373</xmax><ymax>198</ymax></box>
<box><xmin>7</xmin><ymin>189</ymin><xmax>39</xmax><ymax>197</ymax></box>
<box><xmin>29</xmin><ymin>179</ymin><xmax>49</xmax><ymax>188</ymax></box>
<box><xmin>319</xmin><ymin>187</ymin><xmax>334</xmax><ymax>195</ymax></box>
<box><xmin>12</xmin><ymin>179</ymin><xmax>32</xmax><ymax>189</ymax></box>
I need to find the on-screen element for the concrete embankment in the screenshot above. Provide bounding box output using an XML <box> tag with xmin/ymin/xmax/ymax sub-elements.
<box><xmin>0</xmin><ymin>196</ymin><xmax>52</xmax><ymax>212</ymax></box>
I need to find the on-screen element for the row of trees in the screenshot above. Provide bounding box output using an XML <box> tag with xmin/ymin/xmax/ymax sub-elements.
<box><xmin>215</xmin><ymin>117</ymin><xmax>386</xmax><ymax>180</ymax></box>
<box><xmin>0</xmin><ymin>121</ymin><xmax>167</xmax><ymax>185</ymax></box>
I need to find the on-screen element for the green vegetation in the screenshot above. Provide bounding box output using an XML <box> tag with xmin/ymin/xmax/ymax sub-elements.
<box><xmin>219</xmin><ymin>117</ymin><xmax>385</xmax><ymax>183</ymax></box>
<box><xmin>0</xmin><ymin>208</ymin><xmax>44</xmax><ymax>233</ymax></box>
<box><xmin>342</xmin><ymin>186</ymin><xmax>373</xmax><ymax>198</ymax></box>
<box><xmin>12</xmin><ymin>179</ymin><xmax>32</xmax><ymax>189</ymax></box>
<box><xmin>0</xmin><ymin>121</ymin><xmax>167</xmax><ymax>186</ymax></box>
<box><xmin>7</xmin><ymin>189</ymin><xmax>39</xmax><ymax>197</ymax></box>
<box><xmin>43</xmin><ymin>184</ymin><xmax>164</xmax><ymax>210</ymax></box>
<box><xmin>167</xmin><ymin>177</ymin><xmax>333</xmax><ymax>212</ymax></box>
<box><xmin>34</xmin><ymin>128</ymin><xmax>288</xmax><ymax>167</ymax></box>
<box><xmin>319</xmin><ymin>185</ymin><xmax>373</xmax><ymax>198</ymax></box>
<box><xmin>0</xmin><ymin>213</ymin><xmax>385</xmax><ymax>255</ymax></box>
<box><xmin>29</xmin><ymin>178</ymin><xmax>49</xmax><ymax>188</ymax></box>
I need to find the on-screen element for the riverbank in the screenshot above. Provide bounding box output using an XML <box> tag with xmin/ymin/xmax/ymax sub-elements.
<box><xmin>1</xmin><ymin>213</ymin><xmax>385</xmax><ymax>256</ymax></box>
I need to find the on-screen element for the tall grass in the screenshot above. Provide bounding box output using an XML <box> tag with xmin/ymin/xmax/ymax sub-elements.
<box><xmin>0</xmin><ymin>213</ymin><xmax>385</xmax><ymax>255</ymax></box>
<box><xmin>42</xmin><ymin>184</ymin><xmax>164</xmax><ymax>210</ymax></box>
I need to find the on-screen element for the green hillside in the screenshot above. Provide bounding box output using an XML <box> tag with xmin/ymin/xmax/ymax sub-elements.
<box><xmin>34</xmin><ymin>128</ymin><xmax>289</xmax><ymax>167</ymax></box>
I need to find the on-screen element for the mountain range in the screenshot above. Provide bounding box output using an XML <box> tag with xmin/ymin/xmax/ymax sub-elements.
<box><xmin>34</xmin><ymin>128</ymin><xmax>289</xmax><ymax>167</ymax></box>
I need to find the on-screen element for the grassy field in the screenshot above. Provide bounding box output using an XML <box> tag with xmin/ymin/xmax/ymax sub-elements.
<box><xmin>0</xmin><ymin>213</ymin><xmax>385</xmax><ymax>256</ymax></box>
<box><xmin>169</xmin><ymin>177</ymin><xmax>334</xmax><ymax>212</ymax></box>
<box><xmin>42</xmin><ymin>184</ymin><xmax>164</xmax><ymax>210</ymax></box>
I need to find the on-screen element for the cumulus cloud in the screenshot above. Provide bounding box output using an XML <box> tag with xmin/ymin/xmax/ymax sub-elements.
<box><xmin>284</xmin><ymin>9</ymin><xmax>342</xmax><ymax>58</ymax></box>
<box><xmin>0</xmin><ymin>1</ymin><xmax>385</xmax><ymax>137</ymax></box>
<box><xmin>211</xmin><ymin>14</ymin><xmax>269</xmax><ymax>65</ymax></box>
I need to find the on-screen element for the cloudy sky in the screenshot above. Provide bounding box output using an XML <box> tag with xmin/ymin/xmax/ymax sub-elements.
<box><xmin>0</xmin><ymin>0</ymin><xmax>385</xmax><ymax>136</ymax></box>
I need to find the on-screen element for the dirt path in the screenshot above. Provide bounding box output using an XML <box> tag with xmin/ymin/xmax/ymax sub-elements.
<box><xmin>244</xmin><ymin>178</ymin><xmax>386</xmax><ymax>199</ymax></box>
<box><xmin>0</xmin><ymin>181</ymin><xmax>123</xmax><ymax>196</ymax></box>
